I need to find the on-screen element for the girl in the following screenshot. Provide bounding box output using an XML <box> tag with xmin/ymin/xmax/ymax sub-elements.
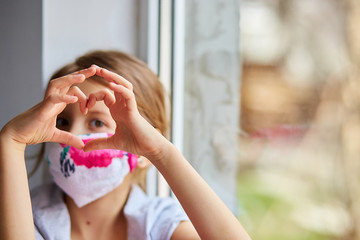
<box><xmin>0</xmin><ymin>50</ymin><xmax>251</xmax><ymax>240</ymax></box>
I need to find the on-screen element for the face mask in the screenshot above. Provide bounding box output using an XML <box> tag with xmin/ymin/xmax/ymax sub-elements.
<box><xmin>44</xmin><ymin>132</ymin><xmax>138</xmax><ymax>207</ymax></box>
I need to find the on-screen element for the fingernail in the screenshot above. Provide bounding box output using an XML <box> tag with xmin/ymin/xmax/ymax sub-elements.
<box><xmin>69</xmin><ymin>96</ymin><xmax>78</xmax><ymax>102</ymax></box>
<box><xmin>75</xmin><ymin>144</ymin><xmax>84</xmax><ymax>150</ymax></box>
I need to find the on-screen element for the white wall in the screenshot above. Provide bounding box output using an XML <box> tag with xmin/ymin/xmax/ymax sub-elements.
<box><xmin>43</xmin><ymin>0</ymin><xmax>139</xmax><ymax>85</ymax></box>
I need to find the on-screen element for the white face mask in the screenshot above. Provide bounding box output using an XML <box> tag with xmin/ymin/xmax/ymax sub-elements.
<box><xmin>44</xmin><ymin>132</ymin><xmax>138</xmax><ymax>207</ymax></box>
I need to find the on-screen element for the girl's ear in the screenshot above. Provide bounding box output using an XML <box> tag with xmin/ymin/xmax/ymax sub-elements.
<box><xmin>137</xmin><ymin>156</ymin><xmax>151</xmax><ymax>168</ymax></box>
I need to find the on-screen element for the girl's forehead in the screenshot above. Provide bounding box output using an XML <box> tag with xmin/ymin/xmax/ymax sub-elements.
<box><xmin>75</xmin><ymin>78</ymin><xmax>111</xmax><ymax>96</ymax></box>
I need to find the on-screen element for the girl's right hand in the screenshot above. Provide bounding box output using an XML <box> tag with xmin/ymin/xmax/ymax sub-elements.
<box><xmin>0</xmin><ymin>67</ymin><xmax>97</xmax><ymax>150</ymax></box>
<box><xmin>83</xmin><ymin>67</ymin><xmax>166</xmax><ymax>159</ymax></box>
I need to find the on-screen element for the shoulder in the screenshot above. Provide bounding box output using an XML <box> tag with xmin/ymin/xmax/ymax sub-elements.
<box><xmin>31</xmin><ymin>183</ymin><xmax>71</xmax><ymax>240</ymax></box>
<box><xmin>125</xmin><ymin>185</ymin><xmax>189</xmax><ymax>240</ymax></box>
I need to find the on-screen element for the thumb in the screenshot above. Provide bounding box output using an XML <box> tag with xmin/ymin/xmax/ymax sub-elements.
<box><xmin>52</xmin><ymin>130</ymin><xmax>84</xmax><ymax>150</ymax></box>
<box><xmin>83</xmin><ymin>137</ymin><xmax>115</xmax><ymax>152</ymax></box>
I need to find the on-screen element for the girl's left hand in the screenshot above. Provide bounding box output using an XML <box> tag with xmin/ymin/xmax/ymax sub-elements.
<box><xmin>83</xmin><ymin>67</ymin><xmax>164</xmax><ymax>158</ymax></box>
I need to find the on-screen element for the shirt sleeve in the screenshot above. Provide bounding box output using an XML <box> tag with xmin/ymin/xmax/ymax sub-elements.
<box><xmin>124</xmin><ymin>185</ymin><xmax>189</xmax><ymax>240</ymax></box>
<box><xmin>149</xmin><ymin>197</ymin><xmax>190</xmax><ymax>240</ymax></box>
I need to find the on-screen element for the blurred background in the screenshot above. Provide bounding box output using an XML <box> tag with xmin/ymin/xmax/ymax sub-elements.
<box><xmin>238</xmin><ymin>0</ymin><xmax>360</xmax><ymax>239</ymax></box>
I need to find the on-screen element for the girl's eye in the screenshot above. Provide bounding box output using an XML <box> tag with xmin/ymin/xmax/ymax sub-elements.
<box><xmin>56</xmin><ymin>117</ymin><xmax>69</xmax><ymax>128</ymax></box>
<box><xmin>89</xmin><ymin>119</ymin><xmax>105</xmax><ymax>128</ymax></box>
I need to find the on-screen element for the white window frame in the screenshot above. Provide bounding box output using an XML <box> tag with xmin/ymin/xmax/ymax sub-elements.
<box><xmin>142</xmin><ymin>0</ymin><xmax>185</xmax><ymax>198</ymax></box>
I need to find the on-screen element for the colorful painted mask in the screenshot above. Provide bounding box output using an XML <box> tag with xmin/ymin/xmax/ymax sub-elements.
<box><xmin>44</xmin><ymin>132</ymin><xmax>138</xmax><ymax>207</ymax></box>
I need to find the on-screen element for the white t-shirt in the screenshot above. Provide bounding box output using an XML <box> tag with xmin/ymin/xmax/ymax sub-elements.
<box><xmin>31</xmin><ymin>183</ymin><xmax>189</xmax><ymax>240</ymax></box>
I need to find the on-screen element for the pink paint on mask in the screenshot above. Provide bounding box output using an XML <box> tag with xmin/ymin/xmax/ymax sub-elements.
<box><xmin>61</xmin><ymin>133</ymin><xmax>138</xmax><ymax>172</ymax></box>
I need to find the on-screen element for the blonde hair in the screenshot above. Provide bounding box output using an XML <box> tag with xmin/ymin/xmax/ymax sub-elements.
<box><xmin>31</xmin><ymin>50</ymin><xmax>168</xmax><ymax>191</ymax></box>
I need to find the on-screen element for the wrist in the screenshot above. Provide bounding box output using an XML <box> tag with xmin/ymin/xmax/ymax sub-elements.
<box><xmin>143</xmin><ymin>138</ymin><xmax>178</xmax><ymax>170</ymax></box>
<box><xmin>0</xmin><ymin>126</ymin><xmax>26</xmax><ymax>153</ymax></box>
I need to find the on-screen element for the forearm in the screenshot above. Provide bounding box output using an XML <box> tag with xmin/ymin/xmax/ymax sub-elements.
<box><xmin>149</xmin><ymin>140</ymin><xmax>251</xmax><ymax>240</ymax></box>
<box><xmin>0</xmin><ymin>129</ymin><xmax>35</xmax><ymax>240</ymax></box>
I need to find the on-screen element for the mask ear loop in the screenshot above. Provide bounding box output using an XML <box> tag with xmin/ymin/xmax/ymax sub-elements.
<box><xmin>134</xmin><ymin>156</ymin><xmax>151</xmax><ymax>170</ymax></box>
<box><xmin>137</xmin><ymin>156</ymin><xmax>152</xmax><ymax>168</ymax></box>
<box><xmin>137</xmin><ymin>156</ymin><xmax>145</xmax><ymax>166</ymax></box>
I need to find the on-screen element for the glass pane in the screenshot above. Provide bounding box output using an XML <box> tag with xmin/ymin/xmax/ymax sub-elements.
<box><xmin>239</xmin><ymin>0</ymin><xmax>358</xmax><ymax>239</ymax></box>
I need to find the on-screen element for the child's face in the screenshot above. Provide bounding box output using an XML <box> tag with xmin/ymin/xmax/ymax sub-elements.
<box><xmin>56</xmin><ymin>79</ymin><xmax>116</xmax><ymax>135</ymax></box>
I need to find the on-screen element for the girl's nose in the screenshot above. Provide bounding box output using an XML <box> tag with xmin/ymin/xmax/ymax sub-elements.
<box><xmin>68</xmin><ymin>121</ymin><xmax>87</xmax><ymax>136</ymax></box>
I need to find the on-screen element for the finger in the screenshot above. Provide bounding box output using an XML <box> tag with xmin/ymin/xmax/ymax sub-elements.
<box><xmin>69</xmin><ymin>66</ymin><xmax>97</xmax><ymax>79</ymax></box>
<box><xmin>45</xmin><ymin>94</ymin><xmax>78</xmax><ymax>105</ymax></box>
<box><xmin>38</xmin><ymin>94</ymin><xmax>77</xmax><ymax>121</ymax></box>
<box><xmin>91</xmin><ymin>64</ymin><xmax>101</xmax><ymax>70</ymax></box>
<box><xmin>46</xmin><ymin>66</ymin><xmax>97</xmax><ymax>94</ymax></box>
<box><xmin>46</xmin><ymin>74</ymin><xmax>85</xmax><ymax>96</ymax></box>
<box><xmin>96</xmin><ymin>67</ymin><xmax>133</xmax><ymax>90</ymax></box>
<box><xmin>87</xmin><ymin>89</ymin><xmax>116</xmax><ymax>109</ymax></box>
<box><xmin>91</xmin><ymin>65</ymin><xmax>102</xmax><ymax>76</ymax></box>
<box><xmin>51</xmin><ymin>130</ymin><xmax>84</xmax><ymax>150</ymax></box>
<box><xmin>83</xmin><ymin>137</ymin><xmax>115</xmax><ymax>152</ymax></box>
<box><xmin>67</xmin><ymin>86</ymin><xmax>88</xmax><ymax>114</ymax></box>
<box><xmin>108</xmin><ymin>82</ymin><xmax>137</xmax><ymax>110</ymax></box>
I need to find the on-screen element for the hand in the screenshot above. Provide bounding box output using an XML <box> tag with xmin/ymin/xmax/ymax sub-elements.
<box><xmin>1</xmin><ymin>67</ymin><xmax>97</xmax><ymax>149</ymax></box>
<box><xmin>83</xmin><ymin>67</ymin><xmax>165</xmax><ymax>158</ymax></box>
